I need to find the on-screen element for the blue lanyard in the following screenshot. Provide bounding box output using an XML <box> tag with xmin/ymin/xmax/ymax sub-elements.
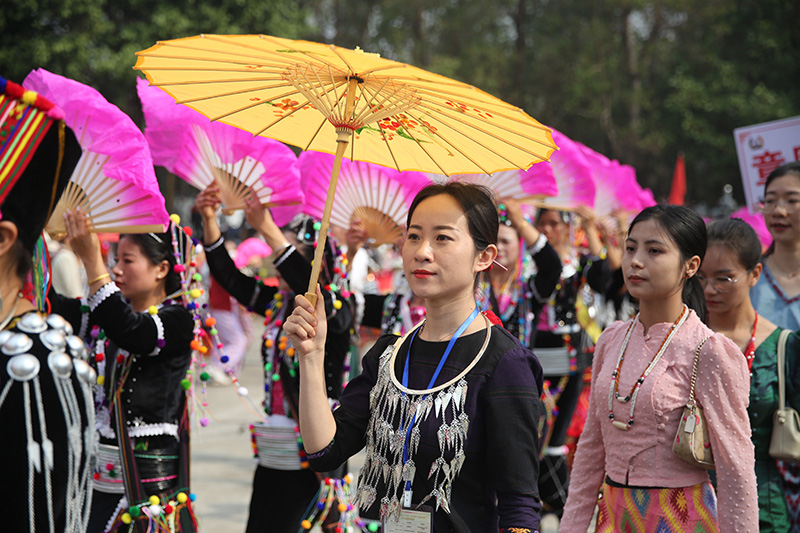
<box><xmin>400</xmin><ymin>307</ymin><xmax>480</xmax><ymax>501</ymax></box>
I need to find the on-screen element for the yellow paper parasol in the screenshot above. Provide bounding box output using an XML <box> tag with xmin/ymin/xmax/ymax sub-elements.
<box><xmin>135</xmin><ymin>34</ymin><xmax>557</xmax><ymax>302</ymax></box>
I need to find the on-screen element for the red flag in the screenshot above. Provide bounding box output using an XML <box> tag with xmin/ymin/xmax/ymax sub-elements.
<box><xmin>668</xmin><ymin>153</ymin><xmax>686</xmax><ymax>205</ymax></box>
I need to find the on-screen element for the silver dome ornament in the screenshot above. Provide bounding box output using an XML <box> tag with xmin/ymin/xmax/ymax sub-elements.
<box><xmin>66</xmin><ymin>336</ymin><xmax>89</xmax><ymax>360</ymax></box>
<box><xmin>48</xmin><ymin>352</ymin><xmax>73</xmax><ymax>379</ymax></box>
<box><xmin>2</xmin><ymin>332</ymin><xmax>33</xmax><ymax>356</ymax></box>
<box><xmin>17</xmin><ymin>313</ymin><xmax>47</xmax><ymax>334</ymax></box>
<box><xmin>7</xmin><ymin>354</ymin><xmax>40</xmax><ymax>381</ymax></box>
<box><xmin>72</xmin><ymin>359</ymin><xmax>95</xmax><ymax>386</ymax></box>
<box><xmin>40</xmin><ymin>329</ymin><xmax>67</xmax><ymax>352</ymax></box>
<box><xmin>0</xmin><ymin>330</ymin><xmax>12</xmax><ymax>346</ymax></box>
<box><xmin>46</xmin><ymin>314</ymin><xmax>73</xmax><ymax>336</ymax></box>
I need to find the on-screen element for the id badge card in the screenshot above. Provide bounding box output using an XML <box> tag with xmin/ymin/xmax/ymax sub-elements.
<box><xmin>381</xmin><ymin>505</ymin><xmax>434</xmax><ymax>533</ymax></box>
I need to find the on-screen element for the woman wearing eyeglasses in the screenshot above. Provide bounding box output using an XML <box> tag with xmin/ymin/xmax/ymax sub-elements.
<box><xmin>752</xmin><ymin>162</ymin><xmax>800</xmax><ymax>330</ymax></box>
<box><xmin>750</xmin><ymin>161</ymin><xmax>800</xmax><ymax>529</ymax></box>
<box><xmin>702</xmin><ymin>218</ymin><xmax>800</xmax><ymax>532</ymax></box>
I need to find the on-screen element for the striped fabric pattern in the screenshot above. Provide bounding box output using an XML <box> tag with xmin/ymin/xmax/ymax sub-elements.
<box><xmin>0</xmin><ymin>76</ymin><xmax>57</xmax><ymax>206</ymax></box>
<box><xmin>596</xmin><ymin>481</ymin><xmax>719</xmax><ymax>533</ymax></box>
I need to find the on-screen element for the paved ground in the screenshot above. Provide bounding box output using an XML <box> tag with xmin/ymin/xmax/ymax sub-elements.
<box><xmin>190</xmin><ymin>321</ymin><xmax>563</xmax><ymax>531</ymax></box>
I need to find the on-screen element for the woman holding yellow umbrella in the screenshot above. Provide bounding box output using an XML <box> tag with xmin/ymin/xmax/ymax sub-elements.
<box><xmin>285</xmin><ymin>182</ymin><xmax>544</xmax><ymax>532</ymax></box>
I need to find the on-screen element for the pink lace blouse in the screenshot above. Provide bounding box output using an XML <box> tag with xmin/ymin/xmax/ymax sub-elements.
<box><xmin>560</xmin><ymin>309</ymin><xmax>758</xmax><ymax>532</ymax></box>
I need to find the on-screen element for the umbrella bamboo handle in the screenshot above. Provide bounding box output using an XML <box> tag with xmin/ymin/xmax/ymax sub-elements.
<box><xmin>306</xmin><ymin>77</ymin><xmax>359</xmax><ymax>306</ymax></box>
<box><xmin>304</xmin><ymin>291</ymin><xmax>318</xmax><ymax>307</ymax></box>
<box><xmin>305</xmin><ymin>134</ymin><xmax>351</xmax><ymax>300</ymax></box>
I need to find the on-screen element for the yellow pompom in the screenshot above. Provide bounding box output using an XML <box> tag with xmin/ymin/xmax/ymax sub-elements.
<box><xmin>274</xmin><ymin>293</ymin><xmax>283</xmax><ymax>301</ymax></box>
<box><xmin>333</xmin><ymin>300</ymin><xmax>343</xmax><ymax>310</ymax></box>
<box><xmin>121</xmin><ymin>513</ymin><xmax>132</xmax><ymax>525</ymax></box>
<box><xmin>342</xmin><ymin>258</ymin><xmax>349</xmax><ymax>266</ymax></box>
<box><xmin>176</xmin><ymin>492</ymin><xmax>188</xmax><ymax>503</ymax></box>
<box><xmin>21</xmin><ymin>91</ymin><xmax>38</xmax><ymax>105</ymax></box>
<box><xmin>338</xmin><ymin>503</ymin><xmax>347</xmax><ymax>512</ymax></box>
<box><xmin>169</xmin><ymin>214</ymin><xmax>181</xmax><ymax>224</ymax></box>
<box><xmin>190</xmin><ymin>289</ymin><xmax>202</xmax><ymax>299</ymax></box>
<box><xmin>148</xmin><ymin>305</ymin><xmax>158</xmax><ymax>315</ymax></box>
<box><xmin>149</xmin><ymin>495</ymin><xmax>160</xmax><ymax>506</ymax></box>
<box><xmin>97</xmin><ymin>375</ymin><xmax>105</xmax><ymax>386</ymax></box>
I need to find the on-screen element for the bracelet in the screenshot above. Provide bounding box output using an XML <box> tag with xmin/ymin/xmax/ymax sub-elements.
<box><xmin>89</xmin><ymin>273</ymin><xmax>111</xmax><ymax>285</ymax></box>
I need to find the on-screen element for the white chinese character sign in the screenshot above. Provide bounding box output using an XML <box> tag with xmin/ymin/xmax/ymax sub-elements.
<box><xmin>734</xmin><ymin>115</ymin><xmax>800</xmax><ymax>212</ymax></box>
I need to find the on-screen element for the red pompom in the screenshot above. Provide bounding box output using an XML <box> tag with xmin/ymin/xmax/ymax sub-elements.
<box><xmin>6</xmin><ymin>81</ymin><xmax>25</xmax><ymax>100</ymax></box>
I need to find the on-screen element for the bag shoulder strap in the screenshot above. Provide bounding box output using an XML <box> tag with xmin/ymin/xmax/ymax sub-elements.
<box><xmin>688</xmin><ymin>336</ymin><xmax>712</xmax><ymax>405</ymax></box>
<box><xmin>777</xmin><ymin>328</ymin><xmax>792</xmax><ymax>410</ymax></box>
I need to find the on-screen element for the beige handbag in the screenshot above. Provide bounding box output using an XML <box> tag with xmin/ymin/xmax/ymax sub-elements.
<box><xmin>769</xmin><ymin>329</ymin><xmax>800</xmax><ymax>463</ymax></box>
<box><xmin>673</xmin><ymin>336</ymin><xmax>715</xmax><ymax>470</ymax></box>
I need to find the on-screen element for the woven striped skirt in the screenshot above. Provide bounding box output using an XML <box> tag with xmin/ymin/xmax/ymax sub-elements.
<box><xmin>596</xmin><ymin>481</ymin><xmax>719</xmax><ymax>532</ymax></box>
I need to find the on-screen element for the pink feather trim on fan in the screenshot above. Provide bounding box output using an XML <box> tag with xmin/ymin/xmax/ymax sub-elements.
<box><xmin>137</xmin><ymin>78</ymin><xmax>303</xmax><ymax>227</ymax></box>
<box><xmin>300</xmin><ymin>151</ymin><xmax>429</xmax><ymax>246</ymax></box>
<box><xmin>525</xmin><ymin>129</ymin><xmax>595</xmax><ymax>209</ymax></box>
<box><xmin>234</xmin><ymin>237</ymin><xmax>273</xmax><ymax>269</ymax></box>
<box><xmin>24</xmin><ymin>69</ymin><xmax>169</xmax><ymax>236</ymax></box>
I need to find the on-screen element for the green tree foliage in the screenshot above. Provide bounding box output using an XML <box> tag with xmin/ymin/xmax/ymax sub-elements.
<box><xmin>3</xmin><ymin>0</ymin><xmax>797</xmax><ymax>204</ymax></box>
<box><xmin>1</xmin><ymin>0</ymin><xmax>306</xmax><ymax>117</ymax></box>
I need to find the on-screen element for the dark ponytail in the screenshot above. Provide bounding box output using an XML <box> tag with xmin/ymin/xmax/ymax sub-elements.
<box><xmin>628</xmin><ymin>205</ymin><xmax>708</xmax><ymax>322</ymax></box>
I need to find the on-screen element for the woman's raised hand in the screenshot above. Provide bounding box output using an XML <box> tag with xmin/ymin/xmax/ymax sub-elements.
<box><xmin>196</xmin><ymin>183</ymin><xmax>221</xmax><ymax>220</ymax></box>
<box><xmin>500</xmin><ymin>197</ymin><xmax>525</xmax><ymax>228</ymax></box>
<box><xmin>574</xmin><ymin>205</ymin><xmax>598</xmax><ymax>230</ymax></box>
<box><xmin>243</xmin><ymin>192</ymin><xmax>275</xmax><ymax>235</ymax></box>
<box><xmin>284</xmin><ymin>286</ymin><xmax>328</xmax><ymax>366</ymax></box>
<box><xmin>64</xmin><ymin>208</ymin><xmax>101</xmax><ymax>264</ymax></box>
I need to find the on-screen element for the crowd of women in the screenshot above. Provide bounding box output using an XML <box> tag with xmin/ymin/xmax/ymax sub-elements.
<box><xmin>3</xmin><ymin>66</ymin><xmax>800</xmax><ymax>533</ymax></box>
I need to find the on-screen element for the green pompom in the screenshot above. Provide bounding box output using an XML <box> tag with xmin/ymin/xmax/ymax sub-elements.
<box><xmin>313</xmin><ymin>222</ymin><xmax>322</xmax><ymax>231</ymax></box>
<box><xmin>180</xmin><ymin>379</ymin><xmax>191</xmax><ymax>390</ymax></box>
<box><xmin>199</xmin><ymin>372</ymin><xmax>210</xmax><ymax>382</ymax></box>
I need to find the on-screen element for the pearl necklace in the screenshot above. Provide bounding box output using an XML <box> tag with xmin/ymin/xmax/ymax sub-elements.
<box><xmin>607</xmin><ymin>305</ymin><xmax>689</xmax><ymax>431</ymax></box>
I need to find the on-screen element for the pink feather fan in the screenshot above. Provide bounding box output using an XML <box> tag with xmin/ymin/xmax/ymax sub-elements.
<box><xmin>300</xmin><ymin>151</ymin><xmax>429</xmax><ymax>247</ymax></box>
<box><xmin>525</xmin><ymin>129</ymin><xmax>595</xmax><ymax>210</ymax></box>
<box><xmin>137</xmin><ymin>78</ymin><xmax>302</xmax><ymax>226</ymax></box>
<box><xmin>24</xmin><ymin>69</ymin><xmax>169</xmax><ymax>238</ymax></box>
<box><xmin>234</xmin><ymin>238</ymin><xmax>273</xmax><ymax>269</ymax></box>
